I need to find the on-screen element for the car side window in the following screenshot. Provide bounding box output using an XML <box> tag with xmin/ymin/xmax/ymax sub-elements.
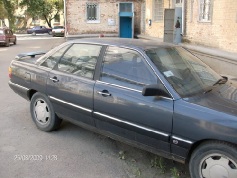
<box><xmin>40</xmin><ymin>45</ymin><xmax>70</xmax><ymax>69</ymax></box>
<box><xmin>56</xmin><ymin>44</ymin><xmax>102</xmax><ymax>79</ymax></box>
<box><xmin>100</xmin><ymin>46</ymin><xmax>157</xmax><ymax>90</ymax></box>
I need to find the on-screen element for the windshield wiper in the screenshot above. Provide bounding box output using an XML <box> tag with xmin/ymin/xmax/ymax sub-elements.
<box><xmin>204</xmin><ymin>76</ymin><xmax>228</xmax><ymax>94</ymax></box>
<box><xmin>213</xmin><ymin>76</ymin><xmax>228</xmax><ymax>86</ymax></box>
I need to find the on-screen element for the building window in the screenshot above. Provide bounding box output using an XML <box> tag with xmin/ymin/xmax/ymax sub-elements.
<box><xmin>32</xmin><ymin>16</ymin><xmax>40</xmax><ymax>25</ymax></box>
<box><xmin>54</xmin><ymin>14</ymin><xmax>60</xmax><ymax>22</ymax></box>
<box><xmin>176</xmin><ymin>0</ymin><xmax>182</xmax><ymax>4</ymax></box>
<box><xmin>153</xmin><ymin>0</ymin><xmax>164</xmax><ymax>22</ymax></box>
<box><xmin>86</xmin><ymin>3</ymin><xmax>100</xmax><ymax>23</ymax></box>
<box><xmin>120</xmin><ymin>3</ymin><xmax>132</xmax><ymax>12</ymax></box>
<box><xmin>199</xmin><ymin>0</ymin><xmax>212</xmax><ymax>22</ymax></box>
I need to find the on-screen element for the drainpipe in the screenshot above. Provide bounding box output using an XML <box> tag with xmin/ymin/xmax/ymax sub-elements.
<box><xmin>181</xmin><ymin>0</ymin><xmax>185</xmax><ymax>35</ymax></box>
<box><xmin>190</xmin><ymin>0</ymin><xmax>194</xmax><ymax>22</ymax></box>
<box><xmin>64</xmin><ymin>0</ymin><xmax>67</xmax><ymax>37</ymax></box>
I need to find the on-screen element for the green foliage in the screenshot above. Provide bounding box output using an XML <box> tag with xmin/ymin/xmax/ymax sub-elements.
<box><xmin>0</xmin><ymin>1</ymin><xmax>7</xmax><ymax>19</ymax></box>
<box><xmin>118</xmin><ymin>150</ymin><xmax>126</xmax><ymax>160</ymax></box>
<box><xmin>170</xmin><ymin>167</ymin><xmax>180</xmax><ymax>178</ymax></box>
<box><xmin>151</xmin><ymin>156</ymin><xmax>166</xmax><ymax>174</ymax></box>
<box><xmin>20</xmin><ymin>0</ymin><xmax>63</xmax><ymax>27</ymax></box>
<box><xmin>0</xmin><ymin>0</ymin><xmax>18</xmax><ymax>29</ymax></box>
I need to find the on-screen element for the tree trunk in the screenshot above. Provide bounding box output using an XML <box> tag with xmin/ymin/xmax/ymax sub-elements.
<box><xmin>43</xmin><ymin>14</ymin><xmax>51</xmax><ymax>28</ymax></box>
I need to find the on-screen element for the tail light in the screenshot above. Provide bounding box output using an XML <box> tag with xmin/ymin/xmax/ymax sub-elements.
<box><xmin>8</xmin><ymin>67</ymin><xmax>12</xmax><ymax>78</ymax></box>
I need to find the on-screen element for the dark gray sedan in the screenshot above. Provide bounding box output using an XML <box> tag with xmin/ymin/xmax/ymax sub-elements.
<box><xmin>26</xmin><ymin>26</ymin><xmax>52</xmax><ymax>35</ymax></box>
<box><xmin>8</xmin><ymin>38</ymin><xmax>237</xmax><ymax>178</ymax></box>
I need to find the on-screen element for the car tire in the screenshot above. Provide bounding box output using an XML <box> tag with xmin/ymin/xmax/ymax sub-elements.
<box><xmin>48</xmin><ymin>31</ymin><xmax>52</xmax><ymax>35</ymax></box>
<box><xmin>5</xmin><ymin>40</ymin><xmax>10</xmax><ymax>47</ymax></box>
<box><xmin>189</xmin><ymin>141</ymin><xmax>237</xmax><ymax>178</ymax></box>
<box><xmin>30</xmin><ymin>92</ymin><xmax>62</xmax><ymax>132</ymax></box>
<box><xmin>13</xmin><ymin>39</ymin><xmax>17</xmax><ymax>45</ymax></box>
<box><xmin>32</xmin><ymin>32</ymin><xmax>36</xmax><ymax>36</ymax></box>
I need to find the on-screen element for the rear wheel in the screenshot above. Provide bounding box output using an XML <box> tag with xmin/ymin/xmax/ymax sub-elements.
<box><xmin>5</xmin><ymin>40</ymin><xmax>10</xmax><ymax>47</ymax></box>
<box><xmin>32</xmin><ymin>31</ymin><xmax>36</xmax><ymax>36</ymax></box>
<box><xmin>13</xmin><ymin>38</ymin><xmax>17</xmax><ymax>45</ymax></box>
<box><xmin>189</xmin><ymin>142</ymin><xmax>237</xmax><ymax>178</ymax></box>
<box><xmin>30</xmin><ymin>92</ymin><xmax>62</xmax><ymax>132</ymax></box>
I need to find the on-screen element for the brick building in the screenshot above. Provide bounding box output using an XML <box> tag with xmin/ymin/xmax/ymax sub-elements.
<box><xmin>65</xmin><ymin>0</ymin><xmax>141</xmax><ymax>38</ymax></box>
<box><xmin>141</xmin><ymin>0</ymin><xmax>237</xmax><ymax>53</ymax></box>
<box><xmin>184</xmin><ymin>0</ymin><xmax>237</xmax><ymax>53</ymax></box>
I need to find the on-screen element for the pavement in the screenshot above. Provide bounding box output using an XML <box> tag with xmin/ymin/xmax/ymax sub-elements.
<box><xmin>6</xmin><ymin>33</ymin><xmax>235</xmax><ymax>178</ymax></box>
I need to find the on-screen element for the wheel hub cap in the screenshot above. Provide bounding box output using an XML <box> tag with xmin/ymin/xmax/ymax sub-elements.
<box><xmin>34</xmin><ymin>100</ymin><xmax>49</xmax><ymax>124</ymax></box>
<box><xmin>209</xmin><ymin>165</ymin><xmax>228</xmax><ymax>178</ymax></box>
<box><xmin>201</xmin><ymin>155</ymin><xmax>237</xmax><ymax>178</ymax></box>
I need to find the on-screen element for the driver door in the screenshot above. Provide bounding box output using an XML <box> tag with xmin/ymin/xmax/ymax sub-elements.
<box><xmin>93</xmin><ymin>46</ymin><xmax>174</xmax><ymax>152</ymax></box>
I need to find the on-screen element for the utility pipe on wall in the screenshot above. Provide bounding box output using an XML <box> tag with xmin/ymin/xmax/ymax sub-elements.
<box><xmin>181</xmin><ymin>0</ymin><xmax>185</xmax><ymax>35</ymax></box>
<box><xmin>64</xmin><ymin>0</ymin><xmax>67</xmax><ymax>37</ymax></box>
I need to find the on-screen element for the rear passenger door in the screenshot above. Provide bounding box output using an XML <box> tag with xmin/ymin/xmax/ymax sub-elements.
<box><xmin>46</xmin><ymin>43</ymin><xmax>103</xmax><ymax>126</ymax></box>
<box><xmin>93</xmin><ymin>46</ymin><xmax>174</xmax><ymax>152</ymax></box>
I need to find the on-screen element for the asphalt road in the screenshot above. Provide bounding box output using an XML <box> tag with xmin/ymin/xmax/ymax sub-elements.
<box><xmin>0</xmin><ymin>36</ymin><xmax>189</xmax><ymax>178</ymax></box>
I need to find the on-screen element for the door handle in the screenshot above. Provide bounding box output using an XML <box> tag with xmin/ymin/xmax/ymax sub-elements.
<box><xmin>97</xmin><ymin>90</ymin><xmax>111</xmax><ymax>97</ymax></box>
<box><xmin>49</xmin><ymin>77</ymin><xmax>59</xmax><ymax>83</ymax></box>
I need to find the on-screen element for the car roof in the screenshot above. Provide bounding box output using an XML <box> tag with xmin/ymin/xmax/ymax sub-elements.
<box><xmin>68</xmin><ymin>38</ymin><xmax>176</xmax><ymax>51</ymax></box>
<box><xmin>0</xmin><ymin>28</ymin><xmax>8</xmax><ymax>30</ymax></box>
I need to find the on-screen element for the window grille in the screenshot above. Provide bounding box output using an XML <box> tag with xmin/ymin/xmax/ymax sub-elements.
<box><xmin>199</xmin><ymin>0</ymin><xmax>212</xmax><ymax>22</ymax></box>
<box><xmin>87</xmin><ymin>3</ymin><xmax>99</xmax><ymax>21</ymax></box>
<box><xmin>153</xmin><ymin>0</ymin><xmax>164</xmax><ymax>22</ymax></box>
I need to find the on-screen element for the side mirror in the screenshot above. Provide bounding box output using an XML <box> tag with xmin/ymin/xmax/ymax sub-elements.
<box><xmin>142</xmin><ymin>84</ymin><xmax>170</xmax><ymax>97</ymax></box>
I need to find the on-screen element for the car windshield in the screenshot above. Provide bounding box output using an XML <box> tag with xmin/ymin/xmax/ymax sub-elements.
<box><xmin>54</xmin><ymin>26</ymin><xmax>64</xmax><ymax>29</ymax></box>
<box><xmin>146</xmin><ymin>47</ymin><xmax>222</xmax><ymax>97</ymax></box>
<box><xmin>0</xmin><ymin>30</ymin><xmax>4</xmax><ymax>35</ymax></box>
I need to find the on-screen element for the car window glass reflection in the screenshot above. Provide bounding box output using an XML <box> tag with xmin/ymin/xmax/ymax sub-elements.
<box><xmin>146</xmin><ymin>47</ymin><xmax>221</xmax><ymax>97</ymax></box>
<box><xmin>40</xmin><ymin>45</ymin><xmax>69</xmax><ymax>69</ymax></box>
<box><xmin>101</xmin><ymin>46</ymin><xmax>157</xmax><ymax>90</ymax></box>
<box><xmin>56</xmin><ymin>44</ymin><xmax>102</xmax><ymax>79</ymax></box>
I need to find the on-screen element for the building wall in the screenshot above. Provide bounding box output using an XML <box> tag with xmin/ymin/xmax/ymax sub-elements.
<box><xmin>66</xmin><ymin>0</ymin><xmax>141</xmax><ymax>35</ymax></box>
<box><xmin>143</xmin><ymin>0</ymin><xmax>171</xmax><ymax>38</ymax></box>
<box><xmin>184</xmin><ymin>0</ymin><xmax>237</xmax><ymax>53</ymax></box>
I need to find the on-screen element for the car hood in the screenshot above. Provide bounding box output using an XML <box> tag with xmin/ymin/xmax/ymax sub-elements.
<box><xmin>185</xmin><ymin>82</ymin><xmax>237</xmax><ymax>116</ymax></box>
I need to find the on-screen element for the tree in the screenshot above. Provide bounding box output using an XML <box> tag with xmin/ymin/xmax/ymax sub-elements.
<box><xmin>20</xmin><ymin>0</ymin><xmax>63</xmax><ymax>28</ymax></box>
<box><xmin>0</xmin><ymin>0</ymin><xmax>18</xmax><ymax>29</ymax></box>
<box><xmin>0</xmin><ymin>1</ymin><xmax>7</xmax><ymax>19</ymax></box>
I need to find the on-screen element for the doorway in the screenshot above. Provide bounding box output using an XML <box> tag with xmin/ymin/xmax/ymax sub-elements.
<box><xmin>164</xmin><ymin>9</ymin><xmax>175</xmax><ymax>43</ymax></box>
<box><xmin>120</xmin><ymin>17</ymin><xmax>132</xmax><ymax>38</ymax></box>
<box><xmin>119</xmin><ymin>3</ymin><xmax>133</xmax><ymax>38</ymax></box>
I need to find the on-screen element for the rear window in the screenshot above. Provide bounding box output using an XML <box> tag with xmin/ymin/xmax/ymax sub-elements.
<box><xmin>53</xmin><ymin>26</ymin><xmax>64</xmax><ymax>29</ymax></box>
<box><xmin>0</xmin><ymin>30</ymin><xmax>4</xmax><ymax>35</ymax></box>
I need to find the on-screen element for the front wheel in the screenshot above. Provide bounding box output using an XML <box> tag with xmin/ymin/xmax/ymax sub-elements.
<box><xmin>30</xmin><ymin>92</ymin><xmax>62</xmax><ymax>132</ymax></box>
<box><xmin>189</xmin><ymin>142</ymin><xmax>237</xmax><ymax>178</ymax></box>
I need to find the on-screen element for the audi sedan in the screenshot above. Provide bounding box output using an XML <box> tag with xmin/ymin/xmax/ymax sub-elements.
<box><xmin>9</xmin><ymin>38</ymin><xmax>237</xmax><ymax>178</ymax></box>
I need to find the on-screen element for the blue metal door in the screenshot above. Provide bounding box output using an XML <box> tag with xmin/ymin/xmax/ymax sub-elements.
<box><xmin>120</xmin><ymin>17</ymin><xmax>132</xmax><ymax>38</ymax></box>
